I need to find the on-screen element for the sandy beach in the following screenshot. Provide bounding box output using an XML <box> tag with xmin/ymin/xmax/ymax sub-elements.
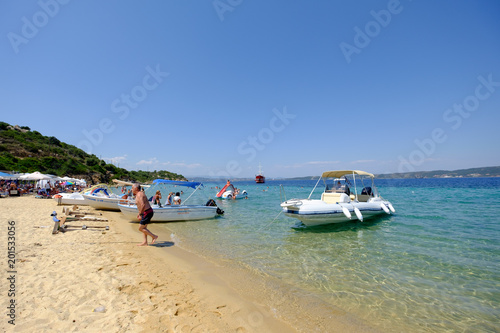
<box><xmin>1</xmin><ymin>196</ymin><xmax>378</xmax><ymax>333</ymax></box>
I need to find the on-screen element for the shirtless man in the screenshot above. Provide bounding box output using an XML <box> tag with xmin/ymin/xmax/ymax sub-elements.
<box><xmin>132</xmin><ymin>183</ymin><xmax>158</xmax><ymax>246</ymax></box>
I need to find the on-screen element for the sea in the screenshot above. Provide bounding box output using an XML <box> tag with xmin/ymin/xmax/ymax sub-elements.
<box><xmin>138</xmin><ymin>178</ymin><xmax>500</xmax><ymax>332</ymax></box>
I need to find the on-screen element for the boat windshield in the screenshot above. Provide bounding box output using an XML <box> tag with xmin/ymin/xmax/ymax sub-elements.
<box><xmin>323</xmin><ymin>174</ymin><xmax>379</xmax><ymax>199</ymax></box>
<box><xmin>324</xmin><ymin>178</ymin><xmax>349</xmax><ymax>194</ymax></box>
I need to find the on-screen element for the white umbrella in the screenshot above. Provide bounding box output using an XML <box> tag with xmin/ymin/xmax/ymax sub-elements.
<box><xmin>19</xmin><ymin>172</ymin><xmax>53</xmax><ymax>181</ymax></box>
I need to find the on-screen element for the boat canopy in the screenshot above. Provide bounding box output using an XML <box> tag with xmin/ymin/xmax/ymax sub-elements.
<box><xmin>321</xmin><ymin>170</ymin><xmax>375</xmax><ymax>179</ymax></box>
<box><xmin>152</xmin><ymin>179</ymin><xmax>202</xmax><ymax>189</ymax></box>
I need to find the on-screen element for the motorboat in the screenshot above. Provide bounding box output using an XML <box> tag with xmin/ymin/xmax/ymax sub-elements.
<box><xmin>255</xmin><ymin>163</ymin><xmax>265</xmax><ymax>183</ymax></box>
<box><xmin>280</xmin><ymin>170</ymin><xmax>395</xmax><ymax>227</ymax></box>
<box><xmin>82</xmin><ymin>185</ymin><xmax>130</xmax><ymax>211</ymax></box>
<box><xmin>215</xmin><ymin>182</ymin><xmax>248</xmax><ymax>200</ymax></box>
<box><xmin>52</xmin><ymin>184</ymin><xmax>108</xmax><ymax>206</ymax></box>
<box><xmin>53</xmin><ymin>192</ymin><xmax>87</xmax><ymax>205</ymax></box>
<box><xmin>118</xmin><ymin>179</ymin><xmax>224</xmax><ymax>222</ymax></box>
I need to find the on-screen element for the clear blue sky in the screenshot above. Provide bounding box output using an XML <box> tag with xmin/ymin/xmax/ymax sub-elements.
<box><xmin>2</xmin><ymin>0</ymin><xmax>499</xmax><ymax>178</ymax></box>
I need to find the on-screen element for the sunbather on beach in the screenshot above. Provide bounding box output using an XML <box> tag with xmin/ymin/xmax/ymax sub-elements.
<box><xmin>132</xmin><ymin>183</ymin><xmax>158</xmax><ymax>246</ymax></box>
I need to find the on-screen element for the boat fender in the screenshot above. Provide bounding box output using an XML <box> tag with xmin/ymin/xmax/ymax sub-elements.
<box><xmin>388</xmin><ymin>203</ymin><xmax>396</xmax><ymax>213</ymax></box>
<box><xmin>340</xmin><ymin>205</ymin><xmax>352</xmax><ymax>219</ymax></box>
<box><xmin>354</xmin><ymin>207</ymin><xmax>363</xmax><ymax>221</ymax></box>
<box><xmin>381</xmin><ymin>203</ymin><xmax>390</xmax><ymax>214</ymax></box>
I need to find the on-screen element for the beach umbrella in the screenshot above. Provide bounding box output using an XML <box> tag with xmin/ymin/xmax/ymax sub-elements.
<box><xmin>20</xmin><ymin>171</ymin><xmax>53</xmax><ymax>181</ymax></box>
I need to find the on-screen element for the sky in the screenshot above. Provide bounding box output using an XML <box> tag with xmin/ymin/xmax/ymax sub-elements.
<box><xmin>1</xmin><ymin>0</ymin><xmax>500</xmax><ymax>179</ymax></box>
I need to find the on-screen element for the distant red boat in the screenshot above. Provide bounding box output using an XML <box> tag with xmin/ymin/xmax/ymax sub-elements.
<box><xmin>255</xmin><ymin>164</ymin><xmax>265</xmax><ymax>183</ymax></box>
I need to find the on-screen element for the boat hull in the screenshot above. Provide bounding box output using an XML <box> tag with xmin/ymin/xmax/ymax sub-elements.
<box><xmin>53</xmin><ymin>193</ymin><xmax>87</xmax><ymax>205</ymax></box>
<box><xmin>281</xmin><ymin>199</ymin><xmax>392</xmax><ymax>227</ymax></box>
<box><xmin>82</xmin><ymin>194</ymin><xmax>124</xmax><ymax>211</ymax></box>
<box><xmin>119</xmin><ymin>204</ymin><xmax>219</xmax><ymax>222</ymax></box>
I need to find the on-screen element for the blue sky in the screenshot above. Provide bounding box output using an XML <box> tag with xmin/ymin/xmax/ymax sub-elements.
<box><xmin>1</xmin><ymin>0</ymin><xmax>499</xmax><ymax>178</ymax></box>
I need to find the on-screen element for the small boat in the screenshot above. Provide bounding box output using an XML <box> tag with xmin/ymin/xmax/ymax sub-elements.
<box><xmin>255</xmin><ymin>164</ymin><xmax>265</xmax><ymax>183</ymax></box>
<box><xmin>280</xmin><ymin>170</ymin><xmax>395</xmax><ymax>227</ymax></box>
<box><xmin>52</xmin><ymin>184</ymin><xmax>110</xmax><ymax>206</ymax></box>
<box><xmin>216</xmin><ymin>182</ymin><xmax>248</xmax><ymax>200</ymax></box>
<box><xmin>118</xmin><ymin>179</ymin><xmax>224</xmax><ymax>222</ymax></box>
<box><xmin>82</xmin><ymin>185</ymin><xmax>130</xmax><ymax>211</ymax></box>
<box><xmin>53</xmin><ymin>192</ymin><xmax>87</xmax><ymax>205</ymax></box>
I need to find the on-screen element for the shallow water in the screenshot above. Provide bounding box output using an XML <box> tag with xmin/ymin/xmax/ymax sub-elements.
<box><xmin>152</xmin><ymin>178</ymin><xmax>500</xmax><ymax>332</ymax></box>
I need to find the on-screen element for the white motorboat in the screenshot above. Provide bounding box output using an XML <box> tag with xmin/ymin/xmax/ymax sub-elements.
<box><xmin>215</xmin><ymin>182</ymin><xmax>248</xmax><ymax>200</ymax></box>
<box><xmin>82</xmin><ymin>185</ymin><xmax>130</xmax><ymax>211</ymax></box>
<box><xmin>119</xmin><ymin>203</ymin><xmax>220</xmax><ymax>222</ymax></box>
<box><xmin>53</xmin><ymin>192</ymin><xmax>87</xmax><ymax>205</ymax></box>
<box><xmin>280</xmin><ymin>170</ymin><xmax>395</xmax><ymax>227</ymax></box>
<box><xmin>118</xmin><ymin>179</ymin><xmax>224</xmax><ymax>222</ymax></box>
<box><xmin>52</xmin><ymin>184</ymin><xmax>109</xmax><ymax>206</ymax></box>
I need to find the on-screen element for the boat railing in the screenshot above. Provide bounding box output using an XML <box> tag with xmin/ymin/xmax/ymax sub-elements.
<box><xmin>279</xmin><ymin>184</ymin><xmax>287</xmax><ymax>202</ymax></box>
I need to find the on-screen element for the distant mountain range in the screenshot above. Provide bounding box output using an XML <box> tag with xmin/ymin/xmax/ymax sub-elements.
<box><xmin>3</xmin><ymin>122</ymin><xmax>498</xmax><ymax>183</ymax></box>
<box><xmin>192</xmin><ymin>166</ymin><xmax>500</xmax><ymax>182</ymax></box>
<box><xmin>280</xmin><ymin>166</ymin><xmax>500</xmax><ymax>180</ymax></box>
<box><xmin>374</xmin><ymin>166</ymin><xmax>500</xmax><ymax>179</ymax></box>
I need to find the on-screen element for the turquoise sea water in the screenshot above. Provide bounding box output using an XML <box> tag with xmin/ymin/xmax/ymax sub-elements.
<box><xmin>148</xmin><ymin>178</ymin><xmax>500</xmax><ymax>332</ymax></box>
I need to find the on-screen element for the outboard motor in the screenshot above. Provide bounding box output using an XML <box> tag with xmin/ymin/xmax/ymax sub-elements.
<box><xmin>206</xmin><ymin>199</ymin><xmax>224</xmax><ymax>215</ymax></box>
<box><xmin>361</xmin><ymin>187</ymin><xmax>372</xmax><ymax>196</ymax></box>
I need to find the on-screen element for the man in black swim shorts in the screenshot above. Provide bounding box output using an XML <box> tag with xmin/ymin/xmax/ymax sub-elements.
<box><xmin>132</xmin><ymin>183</ymin><xmax>158</xmax><ymax>246</ymax></box>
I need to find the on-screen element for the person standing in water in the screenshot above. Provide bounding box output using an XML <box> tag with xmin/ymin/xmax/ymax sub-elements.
<box><xmin>132</xmin><ymin>183</ymin><xmax>158</xmax><ymax>246</ymax></box>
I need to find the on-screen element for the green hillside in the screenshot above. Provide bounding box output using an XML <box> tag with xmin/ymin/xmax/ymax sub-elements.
<box><xmin>0</xmin><ymin>122</ymin><xmax>185</xmax><ymax>184</ymax></box>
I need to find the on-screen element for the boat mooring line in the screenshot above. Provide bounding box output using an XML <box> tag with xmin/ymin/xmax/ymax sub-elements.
<box><xmin>257</xmin><ymin>210</ymin><xmax>283</xmax><ymax>231</ymax></box>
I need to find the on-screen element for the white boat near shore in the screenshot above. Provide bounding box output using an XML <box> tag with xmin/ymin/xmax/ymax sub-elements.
<box><xmin>118</xmin><ymin>179</ymin><xmax>223</xmax><ymax>222</ymax></box>
<box><xmin>82</xmin><ymin>186</ymin><xmax>130</xmax><ymax>211</ymax></box>
<box><xmin>53</xmin><ymin>192</ymin><xmax>87</xmax><ymax>205</ymax></box>
<box><xmin>119</xmin><ymin>203</ymin><xmax>220</xmax><ymax>222</ymax></box>
<box><xmin>280</xmin><ymin>170</ymin><xmax>395</xmax><ymax>227</ymax></box>
<box><xmin>52</xmin><ymin>184</ymin><xmax>112</xmax><ymax>206</ymax></box>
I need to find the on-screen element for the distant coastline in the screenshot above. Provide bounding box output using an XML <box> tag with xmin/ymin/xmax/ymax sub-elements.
<box><xmin>192</xmin><ymin>166</ymin><xmax>500</xmax><ymax>182</ymax></box>
<box><xmin>375</xmin><ymin>166</ymin><xmax>500</xmax><ymax>179</ymax></box>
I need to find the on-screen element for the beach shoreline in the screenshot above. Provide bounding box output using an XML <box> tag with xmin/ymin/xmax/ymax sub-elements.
<box><xmin>1</xmin><ymin>196</ymin><xmax>378</xmax><ymax>332</ymax></box>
